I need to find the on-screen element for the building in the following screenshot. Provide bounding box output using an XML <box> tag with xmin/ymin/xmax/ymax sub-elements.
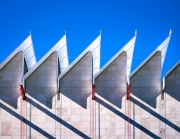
<box><xmin>0</xmin><ymin>30</ymin><xmax>179</xmax><ymax>139</ymax></box>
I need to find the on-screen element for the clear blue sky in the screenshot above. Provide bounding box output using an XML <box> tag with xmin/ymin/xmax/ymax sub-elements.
<box><xmin>0</xmin><ymin>0</ymin><xmax>180</xmax><ymax>77</ymax></box>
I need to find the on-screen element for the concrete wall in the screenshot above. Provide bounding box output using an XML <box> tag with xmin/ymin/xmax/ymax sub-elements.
<box><xmin>95</xmin><ymin>52</ymin><xmax>127</xmax><ymax>138</ymax></box>
<box><xmin>131</xmin><ymin>51</ymin><xmax>162</xmax><ymax>108</ymax></box>
<box><xmin>25</xmin><ymin>52</ymin><xmax>58</xmax><ymax>138</ymax></box>
<box><xmin>0</xmin><ymin>52</ymin><xmax>25</xmax><ymax>138</ymax></box>
<box><xmin>1</xmin><ymin>50</ymin><xmax>180</xmax><ymax>139</ymax></box>
<box><xmin>130</xmin><ymin>51</ymin><xmax>162</xmax><ymax>138</ymax></box>
<box><xmin>165</xmin><ymin>64</ymin><xmax>180</xmax><ymax>138</ymax></box>
<box><xmin>59</xmin><ymin>52</ymin><xmax>93</xmax><ymax>138</ymax></box>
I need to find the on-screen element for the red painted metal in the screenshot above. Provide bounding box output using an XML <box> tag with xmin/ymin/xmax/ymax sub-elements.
<box><xmin>127</xmin><ymin>84</ymin><xmax>131</xmax><ymax>100</ymax></box>
<box><xmin>92</xmin><ymin>98</ymin><xmax>95</xmax><ymax>139</ymax></box>
<box><xmin>20</xmin><ymin>85</ymin><xmax>26</xmax><ymax>100</ymax></box>
<box><xmin>20</xmin><ymin>97</ymin><xmax>23</xmax><ymax>139</ymax></box>
<box><xmin>19</xmin><ymin>85</ymin><xmax>26</xmax><ymax>139</ymax></box>
<box><xmin>91</xmin><ymin>84</ymin><xmax>95</xmax><ymax>138</ymax></box>
<box><xmin>127</xmin><ymin>84</ymin><xmax>131</xmax><ymax>139</ymax></box>
<box><xmin>92</xmin><ymin>84</ymin><xmax>95</xmax><ymax>100</ymax></box>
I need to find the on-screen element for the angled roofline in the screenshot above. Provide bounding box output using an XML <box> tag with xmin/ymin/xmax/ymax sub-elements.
<box><xmin>164</xmin><ymin>60</ymin><xmax>180</xmax><ymax>78</ymax></box>
<box><xmin>130</xmin><ymin>30</ymin><xmax>172</xmax><ymax>78</ymax></box>
<box><xmin>0</xmin><ymin>34</ymin><xmax>36</xmax><ymax>71</ymax></box>
<box><xmin>24</xmin><ymin>33</ymin><xmax>68</xmax><ymax>81</ymax></box>
<box><xmin>58</xmin><ymin>33</ymin><xmax>101</xmax><ymax>83</ymax></box>
<box><xmin>94</xmin><ymin>31</ymin><xmax>137</xmax><ymax>80</ymax></box>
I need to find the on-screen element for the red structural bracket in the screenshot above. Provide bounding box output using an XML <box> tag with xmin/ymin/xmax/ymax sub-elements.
<box><xmin>20</xmin><ymin>85</ymin><xmax>26</xmax><ymax>100</ymax></box>
<box><xmin>92</xmin><ymin>84</ymin><xmax>95</xmax><ymax>100</ymax></box>
<box><xmin>127</xmin><ymin>84</ymin><xmax>131</xmax><ymax>100</ymax></box>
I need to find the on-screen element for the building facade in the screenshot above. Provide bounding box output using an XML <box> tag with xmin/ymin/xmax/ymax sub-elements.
<box><xmin>0</xmin><ymin>30</ymin><xmax>180</xmax><ymax>139</ymax></box>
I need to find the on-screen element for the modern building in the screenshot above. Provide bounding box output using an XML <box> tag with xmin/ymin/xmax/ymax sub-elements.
<box><xmin>0</xmin><ymin>30</ymin><xmax>179</xmax><ymax>139</ymax></box>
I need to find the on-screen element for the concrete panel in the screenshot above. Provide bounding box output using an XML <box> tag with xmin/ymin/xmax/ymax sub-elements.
<box><xmin>25</xmin><ymin>52</ymin><xmax>58</xmax><ymax>139</ymax></box>
<box><xmin>95</xmin><ymin>51</ymin><xmax>127</xmax><ymax>108</ymax></box>
<box><xmin>164</xmin><ymin>63</ymin><xmax>180</xmax><ymax>138</ymax></box>
<box><xmin>0</xmin><ymin>52</ymin><xmax>23</xmax><ymax>108</ymax></box>
<box><xmin>131</xmin><ymin>51</ymin><xmax>162</xmax><ymax>108</ymax></box>
<box><xmin>26</xmin><ymin>52</ymin><xmax>58</xmax><ymax>108</ymax></box>
<box><xmin>59</xmin><ymin>52</ymin><xmax>92</xmax><ymax>138</ymax></box>
<box><xmin>95</xmin><ymin>52</ymin><xmax>127</xmax><ymax>139</ymax></box>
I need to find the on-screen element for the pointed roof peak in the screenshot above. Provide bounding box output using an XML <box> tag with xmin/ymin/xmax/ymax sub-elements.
<box><xmin>165</xmin><ymin>60</ymin><xmax>180</xmax><ymax>78</ymax></box>
<box><xmin>135</xmin><ymin>30</ymin><xmax>137</xmax><ymax>36</ymax></box>
<box><xmin>157</xmin><ymin>30</ymin><xmax>172</xmax><ymax>51</ymax></box>
<box><xmin>95</xmin><ymin>32</ymin><xmax>137</xmax><ymax>82</ymax></box>
<box><xmin>169</xmin><ymin>29</ymin><xmax>172</xmax><ymax>36</ymax></box>
<box><xmin>130</xmin><ymin>33</ymin><xmax>172</xmax><ymax>78</ymax></box>
<box><xmin>24</xmin><ymin>34</ymin><xmax>68</xmax><ymax>80</ymax></box>
<box><xmin>59</xmin><ymin>34</ymin><xmax>101</xmax><ymax>81</ymax></box>
<box><xmin>0</xmin><ymin>35</ymin><xmax>36</xmax><ymax>71</ymax></box>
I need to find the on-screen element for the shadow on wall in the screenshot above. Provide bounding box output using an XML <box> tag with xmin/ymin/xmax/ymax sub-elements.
<box><xmin>26</xmin><ymin>97</ymin><xmax>91</xmax><ymax>138</ymax></box>
<box><xmin>0</xmin><ymin>95</ymin><xmax>91</xmax><ymax>138</ymax></box>
<box><xmin>0</xmin><ymin>102</ymin><xmax>56</xmax><ymax>139</ymax></box>
<box><xmin>95</xmin><ymin>95</ymin><xmax>161</xmax><ymax>139</ymax></box>
<box><xmin>60</xmin><ymin>52</ymin><xmax>92</xmax><ymax>109</ymax></box>
<box><xmin>130</xmin><ymin>96</ymin><xmax>180</xmax><ymax>133</ymax></box>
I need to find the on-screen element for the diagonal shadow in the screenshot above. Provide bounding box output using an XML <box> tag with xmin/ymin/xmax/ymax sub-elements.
<box><xmin>26</xmin><ymin>97</ymin><xmax>91</xmax><ymax>139</ymax></box>
<box><xmin>95</xmin><ymin>96</ymin><xmax>161</xmax><ymax>139</ymax></box>
<box><xmin>130</xmin><ymin>96</ymin><xmax>180</xmax><ymax>133</ymax></box>
<box><xmin>0</xmin><ymin>102</ymin><xmax>55</xmax><ymax>139</ymax></box>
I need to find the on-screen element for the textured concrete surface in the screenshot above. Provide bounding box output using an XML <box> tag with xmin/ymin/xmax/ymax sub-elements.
<box><xmin>60</xmin><ymin>52</ymin><xmax>92</xmax><ymax>138</ymax></box>
<box><xmin>95</xmin><ymin>52</ymin><xmax>127</xmax><ymax>139</ymax></box>
<box><xmin>130</xmin><ymin>51</ymin><xmax>162</xmax><ymax>138</ymax></box>
<box><xmin>0</xmin><ymin>52</ymin><xmax>26</xmax><ymax>138</ymax></box>
<box><xmin>25</xmin><ymin>52</ymin><xmax>58</xmax><ymax>138</ymax></box>
<box><xmin>26</xmin><ymin>52</ymin><xmax>58</xmax><ymax>108</ymax></box>
<box><xmin>131</xmin><ymin>51</ymin><xmax>162</xmax><ymax>108</ymax></box>
<box><xmin>1</xmin><ymin>50</ymin><xmax>180</xmax><ymax>139</ymax></box>
<box><xmin>0</xmin><ymin>52</ymin><xmax>23</xmax><ymax>108</ymax></box>
<box><xmin>164</xmin><ymin>63</ymin><xmax>180</xmax><ymax>139</ymax></box>
<box><xmin>95</xmin><ymin>52</ymin><xmax>127</xmax><ymax>108</ymax></box>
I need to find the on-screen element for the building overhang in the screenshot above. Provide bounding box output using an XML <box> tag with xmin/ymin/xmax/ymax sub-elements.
<box><xmin>130</xmin><ymin>30</ymin><xmax>172</xmax><ymax>79</ymax></box>
<box><xmin>94</xmin><ymin>31</ymin><xmax>137</xmax><ymax>84</ymax></box>
<box><xmin>24</xmin><ymin>34</ymin><xmax>68</xmax><ymax>81</ymax></box>
<box><xmin>58</xmin><ymin>33</ymin><xmax>101</xmax><ymax>87</ymax></box>
<box><xmin>0</xmin><ymin>34</ymin><xmax>36</xmax><ymax>71</ymax></box>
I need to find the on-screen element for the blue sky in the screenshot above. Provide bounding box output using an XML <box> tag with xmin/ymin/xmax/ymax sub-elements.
<box><xmin>0</xmin><ymin>0</ymin><xmax>180</xmax><ymax>77</ymax></box>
